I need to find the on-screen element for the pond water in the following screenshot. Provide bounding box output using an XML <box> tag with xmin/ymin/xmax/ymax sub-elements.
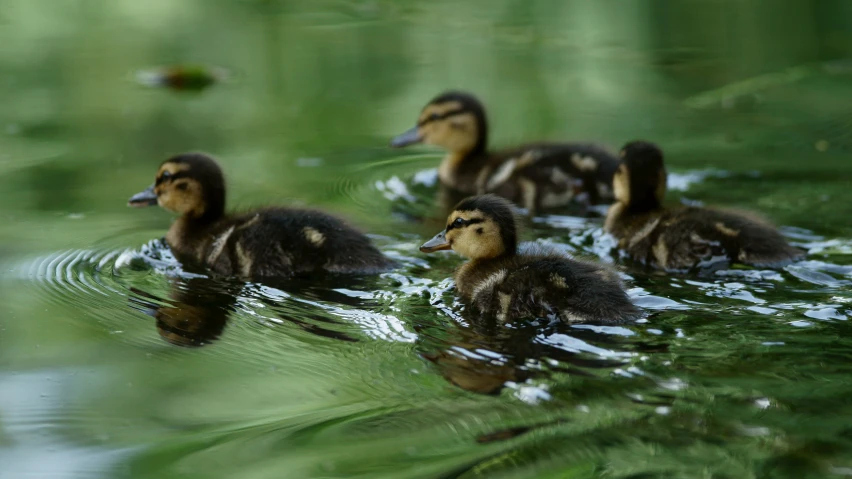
<box><xmin>2</xmin><ymin>1</ymin><xmax>852</xmax><ymax>478</ymax></box>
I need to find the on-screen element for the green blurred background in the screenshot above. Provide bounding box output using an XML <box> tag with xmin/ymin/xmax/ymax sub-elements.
<box><xmin>1</xmin><ymin>1</ymin><xmax>852</xmax><ymax>478</ymax></box>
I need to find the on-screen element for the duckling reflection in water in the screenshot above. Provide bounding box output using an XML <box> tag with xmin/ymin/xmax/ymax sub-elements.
<box><xmin>391</xmin><ymin>91</ymin><xmax>621</xmax><ymax>214</ymax></box>
<box><xmin>420</xmin><ymin>194</ymin><xmax>642</xmax><ymax>324</ymax></box>
<box><xmin>129</xmin><ymin>153</ymin><xmax>395</xmax><ymax>280</ymax></box>
<box><xmin>605</xmin><ymin>141</ymin><xmax>805</xmax><ymax>271</ymax></box>
<box><xmin>129</xmin><ymin>277</ymin><xmax>238</xmax><ymax>347</ymax></box>
<box><xmin>129</xmin><ymin>276</ymin><xmax>362</xmax><ymax>347</ymax></box>
<box><xmin>415</xmin><ymin>305</ymin><xmax>659</xmax><ymax>396</ymax></box>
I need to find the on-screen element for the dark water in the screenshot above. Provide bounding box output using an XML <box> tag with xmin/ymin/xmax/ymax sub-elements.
<box><xmin>2</xmin><ymin>1</ymin><xmax>852</xmax><ymax>477</ymax></box>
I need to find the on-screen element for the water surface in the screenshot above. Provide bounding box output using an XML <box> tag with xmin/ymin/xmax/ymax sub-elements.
<box><xmin>2</xmin><ymin>1</ymin><xmax>852</xmax><ymax>478</ymax></box>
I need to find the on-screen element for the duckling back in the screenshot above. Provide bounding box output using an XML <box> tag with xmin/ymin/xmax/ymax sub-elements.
<box><xmin>198</xmin><ymin>208</ymin><xmax>393</xmax><ymax>279</ymax></box>
<box><xmin>617</xmin><ymin>207</ymin><xmax>804</xmax><ymax>270</ymax></box>
<box><xmin>456</xmin><ymin>246</ymin><xmax>640</xmax><ymax>324</ymax></box>
<box><xmin>481</xmin><ymin>142</ymin><xmax>621</xmax><ymax>209</ymax></box>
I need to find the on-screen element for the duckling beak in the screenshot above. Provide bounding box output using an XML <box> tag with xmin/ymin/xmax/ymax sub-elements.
<box><xmin>128</xmin><ymin>185</ymin><xmax>158</xmax><ymax>208</ymax></box>
<box><xmin>420</xmin><ymin>231</ymin><xmax>451</xmax><ymax>253</ymax></box>
<box><xmin>390</xmin><ymin>126</ymin><xmax>422</xmax><ymax>148</ymax></box>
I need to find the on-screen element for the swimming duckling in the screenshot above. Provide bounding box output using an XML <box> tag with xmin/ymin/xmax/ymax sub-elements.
<box><xmin>420</xmin><ymin>195</ymin><xmax>640</xmax><ymax>324</ymax></box>
<box><xmin>128</xmin><ymin>152</ymin><xmax>394</xmax><ymax>279</ymax></box>
<box><xmin>391</xmin><ymin>91</ymin><xmax>620</xmax><ymax>213</ymax></box>
<box><xmin>605</xmin><ymin>141</ymin><xmax>805</xmax><ymax>270</ymax></box>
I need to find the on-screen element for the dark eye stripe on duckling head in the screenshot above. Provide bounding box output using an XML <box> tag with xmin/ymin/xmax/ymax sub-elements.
<box><xmin>156</xmin><ymin>170</ymin><xmax>192</xmax><ymax>185</ymax></box>
<box><xmin>418</xmin><ymin>107</ymin><xmax>468</xmax><ymax>127</ymax></box>
<box><xmin>446</xmin><ymin>217</ymin><xmax>484</xmax><ymax>231</ymax></box>
<box><xmin>155</xmin><ymin>162</ymin><xmax>192</xmax><ymax>185</ymax></box>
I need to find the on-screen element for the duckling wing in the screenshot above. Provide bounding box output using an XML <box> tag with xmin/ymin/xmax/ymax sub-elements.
<box><xmin>201</xmin><ymin>212</ymin><xmax>297</xmax><ymax>278</ymax></box>
<box><xmin>209</xmin><ymin>209</ymin><xmax>392</xmax><ymax>278</ymax></box>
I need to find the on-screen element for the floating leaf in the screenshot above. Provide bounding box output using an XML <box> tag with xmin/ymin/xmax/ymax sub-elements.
<box><xmin>136</xmin><ymin>65</ymin><xmax>228</xmax><ymax>92</ymax></box>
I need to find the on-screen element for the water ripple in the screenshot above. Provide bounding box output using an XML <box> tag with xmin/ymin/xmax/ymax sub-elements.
<box><xmin>8</xmin><ymin>239</ymin><xmax>426</xmax><ymax>350</ymax></box>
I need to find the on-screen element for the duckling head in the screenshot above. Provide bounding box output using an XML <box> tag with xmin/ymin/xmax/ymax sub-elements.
<box><xmin>614</xmin><ymin>141</ymin><xmax>667</xmax><ymax>213</ymax></box>
<box><xmin>390</xmin><ymin>90</ymin><xmax>488</xmax><ymax>157</ymax></box>
<box><xmin>421</xmin><ymin>194</ymin><xmax>518</xmax><ymax>260</ymax></box>
<box><xmin>128</xmin><ymin>152</ymin><xmax>226</xmax><ymax>221</ymax></box>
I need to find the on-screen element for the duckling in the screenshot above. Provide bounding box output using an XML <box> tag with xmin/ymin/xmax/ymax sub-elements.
<box><xmin>605</xmin><ymin>141</ymin><xmax>805</xmax><ymax>270</ymax></box>
<box><xmin>420</xmin><ymin>194</ymin><xmax>640</xmax><ymax>324</ymax></box>
<box><xmin>128</xmin><ymin>152</ymin><xmax>394</xmax><ymax>279</ymax></box>
<box><xmin>391</xmin><ymin>91</ymin><xmax>620</xmax><ymax>213</ymax></box>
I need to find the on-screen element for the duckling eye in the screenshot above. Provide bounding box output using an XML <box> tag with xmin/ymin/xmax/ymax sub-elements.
<box><xmin>429</xmin><ymin>113</ymin><xmax>440</xmax><ymax>121</ymax></box>
<box><xmin>452</xmin><ymin>218</ymin><xmax>465</xmax><ymax>228</ymax></box>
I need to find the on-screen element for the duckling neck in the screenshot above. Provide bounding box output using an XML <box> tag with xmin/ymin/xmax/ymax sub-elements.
<box><xmin>438</xmin><ymin>145</ymin><xmax>489</xmax><ymax>192</ymax></box>
<box><xmin>627</xmin><ymin>200</ymin><xmax>662</xmax><ymax>216</ymax></box>
<box><xmin>166</xmin><ymin>213</ymin><xmax>223</xmax><ymax>260</ymax></box>
<box><xmin>438</xmin><ymin>151</ymin><xmax>489</xmax><ymax>192</ymax></box>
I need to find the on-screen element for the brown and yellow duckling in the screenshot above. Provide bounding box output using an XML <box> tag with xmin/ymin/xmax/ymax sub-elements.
<box><xmin>128</xmin><ymin>152</ymin><xmax>394</xmax><ymax>279</ymax></box>
<box><xmin>605</xmin><ymin>141</ymin><xmax>805</xmax><ymax>270</ymax></box>
<box><xmin>391</xmin><ymin>91</ymin><xmax>620</xmax><ymax>213</ymax></box>
<box><xmin>420</xmin><ymin>195</ymin><xmax>641</xmax><ymax>324</ymax></box>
